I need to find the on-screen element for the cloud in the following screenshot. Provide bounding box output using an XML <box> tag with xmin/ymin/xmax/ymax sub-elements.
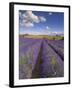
<box><xmin>20</xmin><ymin>21</ymin><xmax>34</xmax><ymax>27</ymax></box>
<box><xmin>39</xmin><ymin>16</ymin><xmax>46</xmax><ymax>22</ymax></box>
<box><xmin>49</xmin><ymin>12</ymin><xmax>52</xmax><ymax>15</ymax></box>
<box><xmin>46</xmin><ymin>26</ymin><xmax>50</xmax><ymax>30</ymax></box>
<box><xmin>24</xmin><ymin>22</ymin><xmax>34</xmax><ymax>27</ymax></box>
<box><xmin>46</xmin><ymin>31</ymin><xmax>64</xmax><ymax>36</ymax></box>
<box><xmin>19</xmin><ymin>10</ymin><xmax>46</xmax><ymax>28</ymax></box>
<box><xmin>22</xmin><ymin>11</ymin><xmax>39</xmax><ymax>23</ymax></box>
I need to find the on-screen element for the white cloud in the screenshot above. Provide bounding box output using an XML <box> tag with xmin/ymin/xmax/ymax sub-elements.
<box><xmin>47</xmin><ymin>31</ymin><xmax>64</xmax><ymax>36</ymax></box>
<box><xmin>25</xmin><ymin>11</ymin><xmax>39</xmax><ymax>23</ymax></box>
<box><xmin>24</xmin><ymin>22</ymin><xmax>34</xmax><ymax>27</ymax></box>
<box><xmin>20</xmin><ymin>21</ymin><xmax>34</xmax><ymax>27</ymax></box>
<box><xmin>49</xmin><ymin>12</ymin><xmax>52</xmax><ymax>15</ymax></box>
<box><xmin>39</xmin><ymin>16</ymin><xmax>46</xmax><ymax>22</ymax></box>
<box><xmin>46</xmin><ymin>26</ymin><xmax>50</xmax><ymax>30</ymax></box>
<box><xmin>19</xmin><ymin>10</ymin><xmax>46</xmax><ymax>28</ymax></box>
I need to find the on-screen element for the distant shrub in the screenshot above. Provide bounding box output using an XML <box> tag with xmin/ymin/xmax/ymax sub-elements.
<box><xmin>53</xmin><ymin>37</ymin><xmax>55</xmax><ymax>40</ymax></box>
<box><xmin>61</xmin><ymin>37</ymin><xmax>64</xmax><ymax>40</ymax></box>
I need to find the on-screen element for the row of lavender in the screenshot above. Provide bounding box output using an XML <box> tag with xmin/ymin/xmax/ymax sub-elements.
<box><xmin>19</xmin><ymin>38</ymin><xmax>43</xmax><ymax>79</ymax></box>
<box><xmin>19</xmin><ymin>37</ymin><xmax>64</xmax><ymax>79</ymax></box>
<box><xmin>45</xmin><ymin>39</ymin><xmax>64</xmax><ymax>61</ymax></box>
<box><xmin>40</xmin><ymin>40</ymin><xmax>64</xmax><ymax>78</ymax></box>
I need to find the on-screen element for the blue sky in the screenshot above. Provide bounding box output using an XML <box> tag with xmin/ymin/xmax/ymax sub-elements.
<box><xmin>19</xmin><ymin>10</ymin><xmax>64</xmax><ymax>35</ymax></box>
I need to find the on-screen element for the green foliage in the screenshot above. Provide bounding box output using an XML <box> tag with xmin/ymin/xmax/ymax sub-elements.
<box><xmin>53</xmin><ymin>37</ymin><xmax>55</xmax><ymax>40</ymax></box>
<box><xmin>19</xmin><ymin>50</ymin><xmax>33</xmax><ymax>65</ymax></box>
<box><xmin>61</xmin><ymin>37</ymin><xmax>64</xmax><ymax>40</ymax></box>
<box><xmin>50</xmin><ymin>56</ymin><xmax>57</xmax><ymax>65</ymax></box>
<box><xmin>28</xmin><ymin>49</ymin><xmax>33</xmax><ymax>60</ymax></box>
<box><xmin>19</xmin><ymin>54</ymin><xmax>28</xmax><ymax>65</ymax></box>
<box><xmin>21</xmin><ymin>34</ymin><xmax>64</xmax><ymax>40</ymax></box>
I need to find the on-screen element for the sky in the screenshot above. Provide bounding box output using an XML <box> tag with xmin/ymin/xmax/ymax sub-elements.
<box><xmin>19</xmin><ymin>10</ymin><xmax>64</xmax><ymax>35</ymax></box>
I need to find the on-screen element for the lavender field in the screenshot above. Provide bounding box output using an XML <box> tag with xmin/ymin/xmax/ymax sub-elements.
<box><xmin>19</xmin><ymin>35</ymin><xmax>64</xmax><ymax>79</ymax></box>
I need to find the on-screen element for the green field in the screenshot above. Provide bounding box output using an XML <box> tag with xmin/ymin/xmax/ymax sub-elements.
<box><xmin>20</xmin><ymin>35</ymin><xmax>64</xmax><ymax>40</ymax></box>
